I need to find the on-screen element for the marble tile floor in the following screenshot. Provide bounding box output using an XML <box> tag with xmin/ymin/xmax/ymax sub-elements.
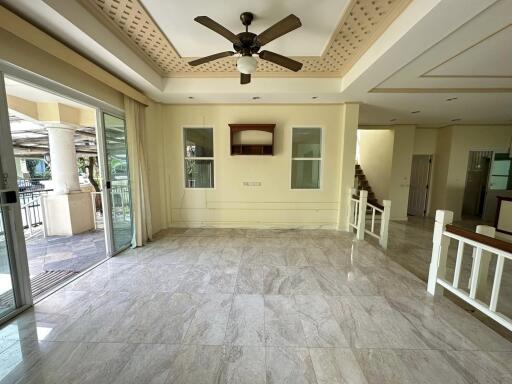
<box><xmin>0</xmin><ymin>227</ymin><xmax>511</xmax><ymax>383</ymax></box>
<box><xmin>384</xmin><ymin>217</ymin><xmax>512</xmax><ymax>339</ymax></box>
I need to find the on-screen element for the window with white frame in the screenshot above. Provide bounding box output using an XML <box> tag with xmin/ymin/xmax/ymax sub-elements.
<box><xmin>291</xmin><ymin>127</ymin><xmax>322</xmax><ymax>189</ymax></box>
<box><xmin>183</xmin><ymin>127</ymin><xmax>214</xmax><ymax>188</ymax></box>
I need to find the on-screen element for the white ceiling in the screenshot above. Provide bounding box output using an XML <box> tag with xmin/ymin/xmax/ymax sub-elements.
<box><xmin>426</xmin><ymin>25</ymin><xmax>512</xmax><ymax>78</ymax></box>
<box><xmin>3</xmin><ymin>0</ymin><xmax>512</xmax><ymax>127</ymax></box>
<box><xmin>140</xmin><ymin>0</ymin><xmax>349</xmax><ymax>57</ymax></box>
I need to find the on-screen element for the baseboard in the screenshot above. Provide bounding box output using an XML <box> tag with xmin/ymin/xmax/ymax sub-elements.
<box><xmin>165</xmin><ymin>221</ymin><xmax>339</xmax><ymax>230</ymax></box>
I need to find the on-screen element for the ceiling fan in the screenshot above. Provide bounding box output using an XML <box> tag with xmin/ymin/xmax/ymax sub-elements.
<box><xmin>189</xmin><ymin>12</ymin><xmax>303</xmax><ymax>84</ymax></box>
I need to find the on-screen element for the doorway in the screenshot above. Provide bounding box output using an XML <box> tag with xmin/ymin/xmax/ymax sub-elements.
<box><xmin>462</xmin><ymin>151</ymin><xmax>492</xmax><ymax>218</ymax></box>
<box><xmin>0</xmin><ymin>67</ymin><xmax>133</xmax><ymax>319</ymax></box>
<box><xmin>408</xmin><ymin>154</ymin><xmax>432</xmax><ymax>216</ymax></box>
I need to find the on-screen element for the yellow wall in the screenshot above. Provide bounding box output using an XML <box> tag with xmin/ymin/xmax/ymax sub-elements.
<box><xmin>413</xmin><ymin>128</ymin><xmax>438</xmax><ymax>155</ymax></box>
<box><xmin>144</xmin><ymin>101</ymin><xmax>167</xmax><ymax>233</ymax></box>
<box><xmin>412</xmin><ymin>128</ymin><xmax>438</xmax><ymax>216</ymax></box>
<box><xmin>154</xmin><ymin>104</ymin><xmax>356</xmax><ymax>229</ymax></box>
<box><xmin>358</xmin><ymin>125</ymin><xmax>415</xmax><ymax>220</ymax></box>
<box><xmin>358</xmin><ymin>129</ymin><xmax>394</xmax><ymax>199</ymax></box>
<box><xmin>389</xmin><ymin>125</ymin><xmax>415</xmax><ymax>220</ymax></box>
<box><xmin>434</xmin><ymin>125</ymin><xmax>512</xmax><ymax>220</ymax></box>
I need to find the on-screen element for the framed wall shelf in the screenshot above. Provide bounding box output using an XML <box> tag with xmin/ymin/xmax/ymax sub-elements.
<box><xmin>229</xmin><ymin>124</ymin><xmax>275</xmax><ymax>156</ymax></box>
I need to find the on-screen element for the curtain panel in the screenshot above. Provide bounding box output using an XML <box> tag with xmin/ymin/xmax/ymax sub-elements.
<box><xmin>124</xmin><ymin>96</ymin><xmax>152</xmax><ymax>246</ymax></box>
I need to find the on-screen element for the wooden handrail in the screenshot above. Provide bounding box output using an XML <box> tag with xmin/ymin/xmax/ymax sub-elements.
<box><xmin>445</xmin><ymin>224</ymin><xmax>512</xmax><ymax>254</ymax></box>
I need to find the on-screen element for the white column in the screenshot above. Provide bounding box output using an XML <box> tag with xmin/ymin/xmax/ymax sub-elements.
<box><xmin>47</xmin><ymin>125</ymin><xmax>80</xmax><ymax>194</ymax></box>
<box><xmin>337</xmin><ymin>103</ymin><xmax>359</xmax><ymax>231</ymax></box>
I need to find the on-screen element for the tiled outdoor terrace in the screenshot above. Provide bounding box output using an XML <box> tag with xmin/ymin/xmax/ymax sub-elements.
<box><xmin>0</xmin><ymin>226</ymin><xmax>511</xmax><ymax>383</ymax></box>
<box><xmin>25</xmin><ymin>230</ymin><xmax>106</xmax><ymax>297</ymax></box>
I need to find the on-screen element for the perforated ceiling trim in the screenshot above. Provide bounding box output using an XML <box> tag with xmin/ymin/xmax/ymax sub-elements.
<box><xmin>86</xmin><ymin>0</ymin><xmax>411</xmax><ymax>76</ymax></box>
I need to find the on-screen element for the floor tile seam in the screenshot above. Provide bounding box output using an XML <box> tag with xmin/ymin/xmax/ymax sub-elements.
<box><xmin>2</xmin><ymin>338</ymin><xmax>500</xmax><ymax>352</ymax></box>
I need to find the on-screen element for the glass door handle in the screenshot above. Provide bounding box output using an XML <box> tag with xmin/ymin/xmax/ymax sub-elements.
<box><xmin>0</xmin><ymin>190</ymin><xmax>17</xmax><ymax>205</ymax></box>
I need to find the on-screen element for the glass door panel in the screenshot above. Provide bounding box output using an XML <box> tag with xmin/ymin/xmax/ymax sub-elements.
<box><xmin>0</xmin><ymin>206</ymin><xmax>16</xmax><ymax>317</ymax></box>
<box><xmin>0</xmin><ymin>72</ymin><xmax>31</xmax><ymax>320</ymax></box>
<box><xmin>103</xmin><ymin>113</ymin><xmax>132</xmax><ymax>253</ymax></box>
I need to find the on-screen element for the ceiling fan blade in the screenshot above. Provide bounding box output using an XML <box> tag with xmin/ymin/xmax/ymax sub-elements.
<box><xmin>240</xmin><ymin>73</ymin><xmax>251</xmax><ymax>85</ymax></box>
<box><xmin>256</xmin><ymin>14</ymin><xmax>301</xmax><ymax>46</ymax></box>
<box><xmin>189</xmin><ymin>51</ymin><xmax>235</xmax><ymax>66</ymax></box>
<box><xmin>194</xmin><ymin>16</ymin><xmax>240</xmax><ymax>44</ymax></box>
<box><xmin>259</xmin><ymin>50</ymin><xmax>303</xmax><ymax>72</ymax></box>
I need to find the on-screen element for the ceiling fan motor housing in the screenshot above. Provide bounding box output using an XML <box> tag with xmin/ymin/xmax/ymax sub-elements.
<box><xmin>234</xmin><ymin>32</ymin><xmax>260</xmax><ymax>56</ymax></box>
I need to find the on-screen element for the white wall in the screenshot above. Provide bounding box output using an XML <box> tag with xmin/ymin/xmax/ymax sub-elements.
<box><xmin>146</xmin><ymin>103</ymin><xmax>358</xmax><ymax>229</ymax></box>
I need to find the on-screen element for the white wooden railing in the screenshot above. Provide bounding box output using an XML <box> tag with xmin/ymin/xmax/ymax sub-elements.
<box><xmin>90</xmin><ymin>192</ymin><xmax>103</xmax><ymax>230</ymax></box>
<box><xmin>21</xmin><ymin>196</ymin><xmax>45</xmax><ymax>239</ymax></box>
<box><xmin>348</xmin><ymin>188</ymin><xmax>391</xmax><ymax>249</ymax></box>
<box><xmin>427</xmin><ymin>210</ymin><xmax>512</xmax><ymax>332</ymax></box>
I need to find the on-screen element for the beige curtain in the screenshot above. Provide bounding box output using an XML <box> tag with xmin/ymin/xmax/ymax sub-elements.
<box><xmin>124</xmin><ymin>96</ymin><xmax>152</xmax><ymax>246</ymax></box>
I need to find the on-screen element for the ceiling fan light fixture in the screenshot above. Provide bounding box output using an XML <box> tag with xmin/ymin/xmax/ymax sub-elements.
<box><xmin>237</xmin><ymin>55</ymin><xmax>257</xmax><ymax>74</ymax></box>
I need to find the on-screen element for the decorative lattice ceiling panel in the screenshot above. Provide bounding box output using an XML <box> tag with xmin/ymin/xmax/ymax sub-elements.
<box><xmin>86</xmin><ymin>0</ymin><xmax>411</xmax><ymax>76</ymax></box>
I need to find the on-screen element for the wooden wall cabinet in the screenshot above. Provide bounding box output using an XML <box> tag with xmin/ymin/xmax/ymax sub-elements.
<box><xmin>229</xmin><ymin>124</ymin><xmax>275</xmax><ymax>156</ymax></box>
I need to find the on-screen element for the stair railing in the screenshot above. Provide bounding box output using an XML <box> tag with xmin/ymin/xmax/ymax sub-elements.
<box><xmin>427</xmin><ymin>210</ymin><xmax>512</xmax><ymax>332</ymax></box>
<box><xmin>348</xmin><ymin>188</ymin><xmax>391</xmax><ymax>248</ymax></box>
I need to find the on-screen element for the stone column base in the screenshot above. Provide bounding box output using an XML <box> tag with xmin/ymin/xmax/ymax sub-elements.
<box><xmin>41</xmin><ymin>192</ymin><xmax>95</xmax><ymax>236</ymax></box>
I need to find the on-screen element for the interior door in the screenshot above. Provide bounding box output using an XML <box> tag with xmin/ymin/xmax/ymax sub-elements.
<box><xmin>0</xmin><ymin>73</ymin><xmax>31</xmax><ymax>321</ymax></box>
<box><xmin>408</xmin><ymin>155</ymin><xmax>432</xmax><ymax>216</ymax></box>
<box><xmin>102</xmin><ymin>112</ymin><xmax>133</xmax><ymax>253</ymax></box>
<box><xmin>462</xmin><ymin>151</ymin><xmax>492</xmax><ymax>217</ymax></box>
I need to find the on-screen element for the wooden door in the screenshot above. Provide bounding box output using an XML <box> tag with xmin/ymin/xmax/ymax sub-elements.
<box><xmin>408</xmin><ymin>155</ymin><xmax>432</xmax><ymax>216</ymax></box>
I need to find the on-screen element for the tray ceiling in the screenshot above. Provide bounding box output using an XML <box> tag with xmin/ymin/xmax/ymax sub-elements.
<box><xmin>84</xmin><ymin>0</ymin><xmax>412</xmax><ymax>76</ymax></box>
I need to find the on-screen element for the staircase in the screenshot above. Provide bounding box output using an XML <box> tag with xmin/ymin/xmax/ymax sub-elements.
<box><xmin>355</xmin><ymin>164</ymin><xmax>382</xmax><ymax>208</ymax></box>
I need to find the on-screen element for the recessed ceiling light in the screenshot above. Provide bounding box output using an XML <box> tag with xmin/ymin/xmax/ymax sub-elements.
<box><xmin>252</xmin><ymin>96</ymin><xmax>261</xmax><ymax>100</ymax></box>
<box><xmin>312</xmin><ymin>96</ymin><xmax>318</xmax><ymax>99</ymax></box>
<box><xmin>188</xmin><ymin>96</ymin><xmax>194</xmax><ymax>100</ymax></box>
<box><xmin>446</xmin><ymin>97</ymin><xmax>458</xmax><ymax>102</ymax></box>
<box><xmin>411</xmin><ymin>110</ymin><xmax>420</xmax><ymax>114</ymax></box>
<box><xmin>451</xmin><ymin>118</ymin><xmax>461</xmax><ymax>122</ymax></box>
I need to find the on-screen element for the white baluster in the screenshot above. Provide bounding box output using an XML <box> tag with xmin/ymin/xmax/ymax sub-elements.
<box><xmin>468</xmin><ymin>225</ymin><xmax>496</xmax><ymax>300</ymax></box>
<box><xmin>490</xmin><ymin>255</ymin><xmax>504</xmax><ymax>312</ymax></box>
<box><xmin>357</xmin><ymin>190</ymin><xmax>368</xmax><ymax>240</ymax></box>
<box><xmin>348</xmin><ymin>187</ymin><xmax>356</xmax><ymax>228</ymax></box>
<box><xmin>379</xmin><ymin>200</ymin><xmax>391</xmax><ymax>249</ymax></box>
<box><xmin>427</xmin><ymin>210</ymin><xmax>453</xmax><ymax>296</ymax></box>
<box><xmin>469</xmin><ymin>247</ymin><xmax>482</xmax><ymax>300</ymax></box>
<box><xmin>453</xmin><ymin>240</ymin><xmax>465</xmax><ymax>289</ymax></box>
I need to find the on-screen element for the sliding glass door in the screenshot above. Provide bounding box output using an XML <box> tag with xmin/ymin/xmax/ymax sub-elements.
<box><xmin>0</xmin><ymin>73</ymin><xmax>31</xmax><ymax>321</ymax></box>
<box><xmin>102</xmin><ymin>113</ymin><xmax>133</xmax><ymax>253</ymax></box>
